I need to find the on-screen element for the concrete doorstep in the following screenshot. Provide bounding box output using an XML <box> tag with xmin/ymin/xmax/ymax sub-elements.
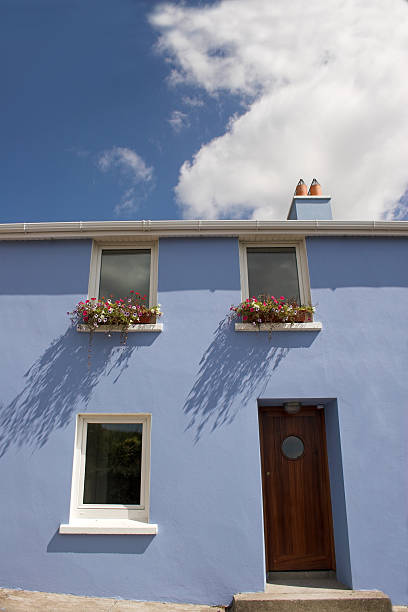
<box><xmin>228</xmin><ymin>572</ymin><xmax>399</xmax><ymax>612</ymax></box>
<box><xmin>230</xmin><ymin>589</ymin><xmax>392</xmax><ymax>612</ymax></box>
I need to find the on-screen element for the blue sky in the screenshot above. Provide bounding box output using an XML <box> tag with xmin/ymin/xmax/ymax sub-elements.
<box><xmin>0</xmin><ymin>0</ymin><xmax>238</xmax><ymax>222</ymax></box>
<box><xmin>1</xmin><ymin>0</ymin><xmax>408</xmax><ymax>223</ymax></box>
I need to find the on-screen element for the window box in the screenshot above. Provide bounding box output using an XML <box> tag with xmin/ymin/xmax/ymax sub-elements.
<box><xmin>60</xmin><ymin>414</ymin><xmax>156</xmax><ymax>535</ymax></box>
<box><xmin>76</xmin><ymin>323</ymin><xmax>163</xmax><ymax>333</ymax></box>
<box><xmin>235</xmin><ymin>321</ymin><xmax>322</xmax><ymax>332</ymax></box>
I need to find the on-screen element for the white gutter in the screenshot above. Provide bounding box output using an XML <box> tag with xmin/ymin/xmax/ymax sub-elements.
<box><xmin>0</xmin><ymin>219</ymin><xmax>407</xmax><ymax>240</ymax></box>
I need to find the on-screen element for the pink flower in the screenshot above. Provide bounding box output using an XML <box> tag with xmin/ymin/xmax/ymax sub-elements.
<box><xmin>280</xmin><ymin>296</ymin><xmax>285</xmax><ymax>300</ymax></box>
<box><xmin>243</xmin><ymin>315</ymin><xmax>248</xmax><ymax>321</ymax></box>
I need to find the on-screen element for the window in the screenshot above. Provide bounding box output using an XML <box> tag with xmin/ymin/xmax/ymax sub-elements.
<box><xmin>239</xmin><ymin>241</ymin><xmax>311</xmax><ymax>305</ymax></box>
<box><xmin>88</xmin><ymin>242</ymin><xmax>158</xmax><ymax>306</ymax></box>
<box><xmin>60</xmin><ymin>414</ymin><xmax>156</xmax><ymax>534</ymax></box>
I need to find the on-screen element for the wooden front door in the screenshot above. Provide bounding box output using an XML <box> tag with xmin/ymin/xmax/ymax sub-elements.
<box><xmin>259</xmin><ymin>406</ymin><xmax>335</xmax><ymax>571</ymax></box>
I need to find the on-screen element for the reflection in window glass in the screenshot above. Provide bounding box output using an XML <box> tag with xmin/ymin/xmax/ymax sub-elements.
<box><xmin>83</xmin><ymin>423</ymin><xmax>143</xmax><ymax>505</ymax></box>
<box><xmin>281</xmin><ymin>436</ymin><xmax>304</xmax><ymax>459</ymax></box>
<box><xmin>99</xmin><ymin>249</ymin><xmax>150</xmax><ymax>302</ymax></box>
<box><xmin>247</xmin><ymin>247</ymin><xmax>300</xmax><ymax>303</ymax></box>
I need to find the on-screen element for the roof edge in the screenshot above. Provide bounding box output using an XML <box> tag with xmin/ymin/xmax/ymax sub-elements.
<box><xmin>0</xmin><ymin>219</ymin><xmax>407</xmax><ymax>240</ymax></box>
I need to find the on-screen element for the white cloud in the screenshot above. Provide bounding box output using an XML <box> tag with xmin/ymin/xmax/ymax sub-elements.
<box><xmin>97</xmin><ymin>147</ymin><xmax>154</xmax><ymax>216</ymax></box>
<box><xmin>113</xmin><ymin>188</ymin><xmax>138</xmax><ymax>216</ymax></box>
<box><xmin>98</xmin><ymin>147</ymin><xmax>153</xmax><ymax>183</ymax></box>
<box><xmin>168</xmin><ymin>110</ymin><xmax>190</xmax><ymax>132</ymax></box>
<box><xmin>182</xmin><ymin>96</ymin><xmax>204</xmax><ymax>107</ymax></box>
<box><xmin>150</xmin><ymin>0</ymin><xmax>408</xmax><ymax>220</ymax></box>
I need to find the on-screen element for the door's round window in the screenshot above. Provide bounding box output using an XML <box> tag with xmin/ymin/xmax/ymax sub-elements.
<box><xmin>281</xmin><ymin>436</ymin><xmax>304</xmax><ymax>459</ymax></box>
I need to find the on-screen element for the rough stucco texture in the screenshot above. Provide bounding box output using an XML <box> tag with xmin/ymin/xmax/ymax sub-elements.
<box><xmin>0</xmin><ymin>236</ymin><xmax>406</xmax><ymax>606</ymax></box>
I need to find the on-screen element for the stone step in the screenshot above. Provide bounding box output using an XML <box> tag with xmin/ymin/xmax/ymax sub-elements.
<box><xmin>230</xmin><ymin>589</ymin><xmax>392</xmax><ymax>612</ymax></box>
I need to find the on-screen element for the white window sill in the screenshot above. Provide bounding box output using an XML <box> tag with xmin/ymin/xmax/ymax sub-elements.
<box><xmin>59</xmin><ymin>519</ymin><xmax>158</xmax><ymax>535</ymax></box>
<box><xmin>77</xmin><ymin>324</ymin><xmax>163</xmax><ymax>333</ymax></box>
<box><xmin>235</xmin><ymin>322</ymin><xmax>322</xmax><ymax>332</ymax></box>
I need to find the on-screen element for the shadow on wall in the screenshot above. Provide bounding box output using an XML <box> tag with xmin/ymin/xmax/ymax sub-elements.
<box><xmin>0</xmin><ymin>329</ymin><xmax>157</xmax><ymax>457</ymax></box>
<box><xmin>47</xmin><ymin>529</ymin><xmax>155</xmax><ymax>554</ymax></box>
<box><xmin>183</xmin><ymin>320</ymin><xmax>317</xmax><ymax>443</ymax></box>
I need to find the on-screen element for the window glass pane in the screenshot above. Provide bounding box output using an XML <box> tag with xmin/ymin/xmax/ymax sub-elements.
<box><xmin>247</xmin><ymin>247</ymin><xmax>300</xmax><ymax>303</ymax></box>
<box><xmin>99</xmin><ymin>249</ymin><xmax>150</xmax><ymax>302</ymax></box>
<box><xmin>83</xmin><ymin>423</ymin><xmax>143</xmax><ymax>505</ymax></box>
<box><xmin>281</xmin><ymin>436</ymin><xmax>304</xmax><ymax>459</ymax></box>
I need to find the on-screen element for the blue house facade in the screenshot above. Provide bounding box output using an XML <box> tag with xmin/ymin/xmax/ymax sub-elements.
<box><xmin>0</xmin><ymin>195</ymin><xmax>407</xmax><ymax>606</ymax></box>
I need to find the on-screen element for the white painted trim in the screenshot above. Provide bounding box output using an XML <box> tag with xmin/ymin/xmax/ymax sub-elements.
<box><xmin>87</xmin><ymin>241</ymin><xmax>101</xmax><ymax>299</ymax></box>
<box><xmin>239</xmin><ymin>240</ymin><xmax>312</xmax><ymax>306</ymax></box>
<box><xmin>67</xmin><ymin>414</ymin><xmax>152</xmax><ymax>524</ymax></box>
<box><xmin>77</xmin><ymin>323</ymin><xmax>163</xmax><ymax>333</ymax></box>
<box><xmin>87</xmin><ymin>242</ymin><xmax>158</xmax><ymax>307</ymax></box>
<box><xmin>59</xmin><ymin>519</ymin><xmax>158</xmax><ymax>535</ymax></box>
<box><xmin>0</xmin><ymin>219</ymin><xmax>407</xmax><ymax>240</ymax></box>
<box><xmin>235</xmin><ymin>322</ymin><xmax>322</xmax><ymax>332</ymax></box>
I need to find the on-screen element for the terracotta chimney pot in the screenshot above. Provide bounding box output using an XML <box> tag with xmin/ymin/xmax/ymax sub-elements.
<box><xmin>308</xmin><ymin>178</ymin><xmax>322</xmax><ymax>196</ymax></box>
<box><xmin>295</xmin><ymin>179</ymin><xmax>308</xmax><ymax>196</ymax></box>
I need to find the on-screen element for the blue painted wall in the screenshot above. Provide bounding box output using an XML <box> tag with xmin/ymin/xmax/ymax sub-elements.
<box><xmin>0</xmin><ymin>236</ymin><xmax>407</xmax><ymax>605</ymax></box>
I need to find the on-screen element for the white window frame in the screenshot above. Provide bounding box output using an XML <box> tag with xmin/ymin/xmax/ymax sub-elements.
<box><xmin>68</xmin><ymin>413</ymin><xmax>152</xmax><ymax>523</ymax></box>
<box><xmin>87</xmin><ymin>242</ymin><xmax>159</xmax><ymax>307</ymax></box>
<box><xmin>239</xmin><ymin>240</ymin><xmax>312</xmax><ymax>305</ymax></box>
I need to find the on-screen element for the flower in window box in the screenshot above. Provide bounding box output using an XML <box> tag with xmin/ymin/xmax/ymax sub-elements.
<box><xmin>230</xmin><ymin>296</ymin><xmax>314</xmax><ymax>325</ymax></box>
<box><xmin>69</xmin><ymin>293</ymin><xmax>162</xmax><ymax>333</ymax></box>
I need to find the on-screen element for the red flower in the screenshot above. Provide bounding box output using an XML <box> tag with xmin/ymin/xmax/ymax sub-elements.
<box><xmin>280</xmin><ymin>296</ymin><xmax>285</xmax><ymax>300</ymax></box>
<box><xmin>130</xmin><ymin>290</ymin><xmax>134</xmax><ymax>293</ymax></box>
<box><xmin>243</xmin><ymin>315</ymin><xmax>248</xmax><ymax>321</ymax></box>
<box><xmin>91</xmin><ymin>297</ymin><xmax>96</xmax><ymax>300</ymax></box>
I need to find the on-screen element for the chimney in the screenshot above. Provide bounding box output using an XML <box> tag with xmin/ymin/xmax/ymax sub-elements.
<box><xmin>287</xmin><ymin>178</ymin><xmax>333</xmax><ymax>220</ymax></box>
<box><xmin>295</xmin><ymin>179</ymin><xmax>308</xmax><ymax>196</ymax></box>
